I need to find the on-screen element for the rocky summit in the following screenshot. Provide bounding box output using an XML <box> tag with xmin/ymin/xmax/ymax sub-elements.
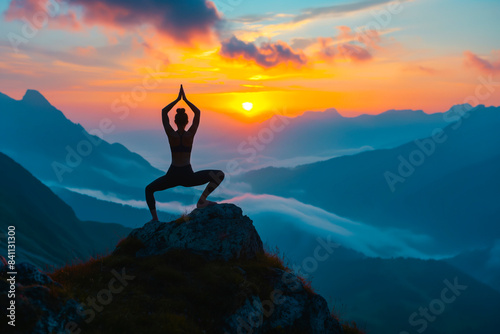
<box><xmin>126</xmin><ymin>203</ymin><xmax>264</xmax><ymax>261</ymax></box>
<box><xmin>1</xmin><ymin>204</ymin><xmax>345</xmax><ymax>334</ymax></box>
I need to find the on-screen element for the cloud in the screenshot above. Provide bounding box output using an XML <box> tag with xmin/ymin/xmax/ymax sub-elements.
<box><xmin>290</xmin><ymin>37</ymin><xmax>316</xmax><ymax>50</ymax></box>
<box><xmin>403</xmin><ymin>64</ymin><xmax>440</xmax><ymax>75</ymax></box>
<box><xmin>292</xmin><ymin>0</ymin><xmax>404</xmax><ymax>23</ymax></box>
<box><xmin>337</xmin><ymin>44</ymin><xmax>372</xmax><ymax>62</ymax></box>
<box><xmin>242</xmin><ymin>146</ymin><xmax>374</xmax><ymax>171</ymax></box>
<box><xmin>4</xmin><ymin>0</ymin><xmax>81</xmax><ymax>31</ymax></box>
<box><xmin>223</xmin><ymin>193</ymin><xmax>447</xmax><ymax>259</ymax></box>
<box><xmin>315</xmin><ymin>27</ymin><xmax>380</xmax><ymax>63</ymax></box>
<box><xmin>317</xmin><ymin>37</ymin><xmax>337</xmax><ymax>60</ymax></box>
<box><xmin>62</xmin><ymin>185</ymin><xmax>452</xmax><ymax>259</ymax></box>
<box><xmin>230</xmin><ymin>12</ymin><xmax>279</xmax><ymax>24</ymax></box>
<box><xmin>464</xmin><ymin>50</ymin><xmax>500</xmax><ymax>73</ymax></box>
<box><xmin>220</xmin><ymin>36</ymin><xmax>307</xmax><ymax>68</ymax></box>
<box><xmin>64</xmin><ymin>187</ymin><xmax>188</xmax><ymax>221</ymax></box>
<box><xmin>5</xmin><ymin>0</ymin><xmax>221</xmax><ymax>43</ymax></box>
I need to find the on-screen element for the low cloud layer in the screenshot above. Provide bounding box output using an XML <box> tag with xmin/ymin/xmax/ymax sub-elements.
<box><xmin>64</xmin><ymin>185</ymin><xmax>447</xmax><ymax>259</ymax></box>
<box><xmin>222</xmin><ymin>193</ymin><xmax>448</xmax><ymax>259</ymax></box>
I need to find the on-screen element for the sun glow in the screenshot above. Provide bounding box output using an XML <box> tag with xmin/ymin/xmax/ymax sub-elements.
<box><xmin>242</xmin><ymin>102</ymin><xmax>253</xmax><ymax>111</ymax></box>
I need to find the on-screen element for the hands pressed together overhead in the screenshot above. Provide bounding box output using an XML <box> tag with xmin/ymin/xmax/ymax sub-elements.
<box><xmin>177</xmin><ymin>84</ymin><xmax>187</xmax><ymax>102</ymax></box>
<box><xmin>163</xmin><ymin>84</ymin><xmax>199</xmax><ymax>116</ymax></box>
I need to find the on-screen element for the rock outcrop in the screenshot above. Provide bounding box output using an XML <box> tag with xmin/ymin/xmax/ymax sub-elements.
<box><xmin>1</xmin><ymin>204</ymin><xmax>344</xmax><ymax>334</ymax></box>
<box><xmin>122</xmin><ymin>204</ymin><xmax>343</xmax><ymax>333</ymax></box>
<box><xmin>0</xmin><ymin>259</ymin><xmax>82</xmax><ymax>334</ymax></box>
<box><xmin>125</xmin><ymin>203</ymin><xmax>264</xmax><ymax>261</ymax></box>
<box><xmin>224</xmin><ymin>267</ymin><xmax>342</xmax><ymax>333</ymax></box>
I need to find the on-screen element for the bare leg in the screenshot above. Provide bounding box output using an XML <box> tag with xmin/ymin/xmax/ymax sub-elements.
<box><xmin>186</xmin><ymin>169</ymin><xmax>225</xmax><ymax>208</ymax></box>
<box><xmin>197</xmin><ymin>178</ymin><xmax>223</xmax><ymax>208</ymax></box>
<box><xmin>145</xmin><ymin>174</ymin><xmax>177</xmax><ymax>221</ymax></box>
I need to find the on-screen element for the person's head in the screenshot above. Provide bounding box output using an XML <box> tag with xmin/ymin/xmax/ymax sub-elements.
<box><xmin>175</xmin><ymin>108</ymin><xmax>188</xmax><ymax>130</ymax></box>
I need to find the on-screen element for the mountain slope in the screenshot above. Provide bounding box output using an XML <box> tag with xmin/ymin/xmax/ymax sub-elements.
<box><xmin>0</xmin><ymin>89</ymin><xmax>162</xmax><ymax>195</ymax></box>
<box><xmin>315</xmin><ymin>256</ymin><xmax>500</xmax><ymax>334</ymax></box>
<box><xmin>0</xmin><ymin>152</ymin><xmax>131</xmax><ymax>268</ymax></box>
<box><xmin>240</xmin><ymin>207</ymin><xmax>500</xmax><ymax>333</ymax></box>
<box><xmin>238</xmin><ymin>105</ymin><xmax>500</xmax><ymax>252</ymax></box>
<box><xmin>1</xmin><ymin>204</ymin><xmax>353</xmax><ymax>334</ymax></box>
<box><xmin>50</xmin><ymin>186</ymin><xmax>176</xmax><ymax>227</ymax></box>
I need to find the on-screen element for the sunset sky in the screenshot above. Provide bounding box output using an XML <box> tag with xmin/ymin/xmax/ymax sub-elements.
<box><xmin>1</xmin><ymin>0</ymin><xmax>499</xmax><ymax>128</ymax></box>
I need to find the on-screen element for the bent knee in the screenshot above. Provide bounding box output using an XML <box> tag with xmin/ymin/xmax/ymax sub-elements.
<box><xmin>145</xmin><ymin>184</ymin><xmax>154</xmax><ymax>194</ymax></box>
<box><xmin>216</xmin><ymin>170</ymin><xmax>225</xmax><ymax>183</ymax></box>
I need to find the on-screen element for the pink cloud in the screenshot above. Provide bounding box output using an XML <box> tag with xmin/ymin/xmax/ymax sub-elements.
<box><xmin>5</xmin><ymin>0</ymin><xmax>221</xmax><ymax>44</ymax></box>
<box><xmin>72</xmin><ymin>46</ymin><xmax>96</xmax><ymax>57</ymax></box>
<box><xmin>316</xmin><ymin>39</ymin><xmax>373</xmax><ymax>63</ymax></box>
<box><xmin>4</xmin><ymin>0</ymin><xmax>81</xmax><ymax>31</ymax></box>
<box><xmin>49</xmin><ymin>11</ymin><xmax>81</xmax><ymax>31</ymax></box>
<box><xmin>317</xmin><ymin>37</ymin><xmax>336</xmax><ymax>60</ymax></box>
<box><xmin>464</xmin><ymin>50</ymin><xmax>500</xmax><ymax>73</ymax></box>
<box><xmin>220</xmin><ymin>36</ymin><xmax>307</xmax><ymax>68</ymax></box>
<box><xmin>337</xmin><ymin>26</ymin><xmax>354</xmax><ymax>40</ymax></box>
<box><xmin>4</xmin><ymin>0</ymin><xmax>40</xmax><ymax>21</ymax></box>
<box><xmin>68</xmin><ymin>0</ymin><xmax>221</xmax><ymax>43</ymax></box>
<box><xmin>337</xmin><ymin>44</ymin><xmax>372</xmax><ymax>62</ymax></box>
<box><xmin>315</xmin><ymin>25</ymin><xmax>381</xmax><ymax>63</ymax></box>
<box><xmin>402</xmin><ymin>64</ymin><xmax>440</xmax><ymax>75</ymax></box>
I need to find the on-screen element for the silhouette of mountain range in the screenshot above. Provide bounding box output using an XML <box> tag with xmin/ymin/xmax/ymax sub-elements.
<box><xmin>239</xmin><ymin>105</ymin><xmax>500</xmax><ymax>254</ymax></box>
<box><xmin>249</xmin><ymin>212</ymin><xmax>500</xmax><ymax>334</ymax></box>
<box><xmin>0</xmin><ymin>90</ymin><xmax>163</xmax><ymax>196</ymax></box>
<box><xmin>257</xmin><ymin>106</ymin><xmax>457</xmax><ymax>160</ymax></box>
<box><xmin>1</xmin><ymin>88</ymin><xmax>499</xmax><ymax>333</ymax></box>
<box><xmin>0</xmin><ymin>152</ymin><xmax>131</xmax><ymax>268</ymax></box>
<box><xmin>107</xmin><ymin>104</ymin><xmax>463</xmax><ymax>171</ymax></box>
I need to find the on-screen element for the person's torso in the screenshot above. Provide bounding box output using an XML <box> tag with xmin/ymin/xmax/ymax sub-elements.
<box><xmin>169</xmin><ymin>131</ymin><xmax>193</xmax><ymax>166</ymax></box>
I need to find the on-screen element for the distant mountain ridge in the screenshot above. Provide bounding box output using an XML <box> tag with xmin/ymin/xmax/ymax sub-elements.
<box><xmin>107</xmin><ymin>102</ymin><xmax>466</xmax><ymax>172</ymax></box>
<box><xmin>0</xmin><ymin>89</ymin><xmax>163</xmax><ymax>197</ymax></box>
<box><xmin>245</xmin><ymin>103</ymin><xmax>465</xmax><ymax>164</ymax></box>
<box><xmin>238</xmin><ymin>105</ymin><xmax>500</xmax><ymax>254</ymax></box>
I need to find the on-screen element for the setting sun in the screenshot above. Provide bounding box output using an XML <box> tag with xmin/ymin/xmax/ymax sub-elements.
<box><xmin>242</xmin><ymin>102</ymin><xmax>253</xmax><ymax>111</ymax></box>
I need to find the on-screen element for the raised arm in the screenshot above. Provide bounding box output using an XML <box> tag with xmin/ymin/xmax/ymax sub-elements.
<box><xmin>162</xmin><ymin>86</ymin><xmax>182</xmax><ymax>136</ymax></box>
<box><xmin>183</xmin><ymin>88</ymin><xmax>200</xmax><ymax>135</ymax></box>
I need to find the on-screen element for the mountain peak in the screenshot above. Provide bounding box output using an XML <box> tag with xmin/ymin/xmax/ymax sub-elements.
<box><xmin>298</xmin><ymin>108</ymin><xmax>344</xmax><ymax>121</ymax></box>
<box><xmin>22</xmin><ymin>89</ymin><xmax>52</xmax><ymax>106</ymax></box>
<box><xmin>324</xmin><ymin>107</ymin><xmax>343</xmax><ymax>118</ymax></box>
<box><xmin>445</xmin><ymin>103</ymin><xmax>474</xmax><ymax>114</ymax></box>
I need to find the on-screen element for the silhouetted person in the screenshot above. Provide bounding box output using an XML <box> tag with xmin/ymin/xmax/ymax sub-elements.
<box><xmin>146</xmin><ymin>85</ymin><xmax>225</xmax><ymax>222</ymax></box>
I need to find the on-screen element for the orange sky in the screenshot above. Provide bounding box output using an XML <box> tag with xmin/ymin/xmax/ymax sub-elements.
<box><xmin>1</xmin><ymin>0</ymin><xmax>499</xmax><ymax>127</ymax></box>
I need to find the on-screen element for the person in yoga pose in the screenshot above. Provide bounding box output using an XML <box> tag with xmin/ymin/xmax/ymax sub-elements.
<box><xmin>145</xmin><ymin>85</ymin><xmax>225</xmax><ymax>221</ymax></box>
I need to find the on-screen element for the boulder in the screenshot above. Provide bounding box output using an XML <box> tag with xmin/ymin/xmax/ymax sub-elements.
<box><xmin>224</xmin><ymin>268</ymin><xmax>343</xmax><ymax>334</ymax></box>
<box><xmin>127</xmin><ymin>203</ymin><xmax>264</xmax><ymax>261</ymax></box>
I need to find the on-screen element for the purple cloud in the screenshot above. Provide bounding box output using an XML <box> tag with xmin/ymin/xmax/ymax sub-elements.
<box><xmin>5</xmin><ymin>0</ymin><xmax>221</xmax><ymax>43</ymax></box>
<box><xmin>220</xmin><ymin>36</ymin><xmax>307</xmax><ymax>68</ymax></box>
